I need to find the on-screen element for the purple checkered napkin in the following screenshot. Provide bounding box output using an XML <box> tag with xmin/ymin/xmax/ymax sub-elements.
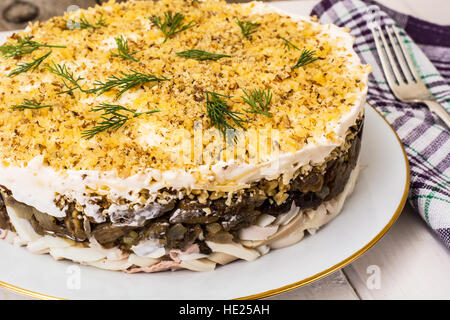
<box><xmin>311</xmin><ymin>0</ymin><xmax>450</xmax><ymax>247</ymax></box>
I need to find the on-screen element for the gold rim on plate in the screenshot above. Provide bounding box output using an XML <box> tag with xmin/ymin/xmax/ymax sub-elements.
<box><xmin>0</xmin><ymin>104</ymin><xmax>410</xmax><ymax>300</ymax></box>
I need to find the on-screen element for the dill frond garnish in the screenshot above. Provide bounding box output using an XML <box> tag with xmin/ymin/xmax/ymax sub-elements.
<box><xmin>95</xmin><ymin>14</ymin><xmax>107</xmax><ymax>28</ymax></box>
<box><xmin>206</xmin><ymin>91</ymin><xmax>247</xmax><ymax>140</ymax></box>
<box><xmin>66</xmin><ymin>14</ymin><xmax>107</xmax><ymax>30</ymax></box>
<box><xmin>46</xmin><ymin>62</ymin><xmax>90</xmax><ymax>95</ymax></box>
<box><xmin>292</xmin><ymin>49</ymin><xmax>320</xmax><ymax>69</ymax></box>
<box><xmin>176</xmin><ymin>49</ymin><xmax>231</xmax><ymax>61</ymax></box>
<box><xmin>11</xmin><ymin>99</ymin><xmax>52</xmax><ymax>110</ymax></box>
<box><xmin>82</xmin><ymin>103</ymin><xmax>160</xmax><ymax>139</ymax></box>
<box><xmin>8</xmin><ymin>51</ymin><xmax>52</xmax><ymax>77</ymax></box>
<box><xmin>0</xmin><ymin>35</ymin><xmax>65</xmax><ymax>59</ymax></box>
<box><xmin>241</xmin><ymin>88</ymin><xmax>272</xmax><ymax>118</ymax></box>
<box><xmin>236</xmin><ymin>18</ymin><xmax>260</xmax><ymax>41</ymax></box>
<box><xmin>111</xmin><ymin>35</ymin><xmax>140</xmax><ymax>62</ymax></box>
<box><xmin>149</xmin><ymin>12</ymin><xmax>195</xmax><ymax>43</ymax></box>
<box><xmin>91</xmin><ymin>70</ymin><xmax>170</xmax><ymax>99</ymax></box>
<box><xmin>279</xmin><ymin>36</ymin><xmax>299</xmax><ymax>51</ymax></box>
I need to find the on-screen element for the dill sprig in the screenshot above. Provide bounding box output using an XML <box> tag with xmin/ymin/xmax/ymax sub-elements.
<box><xmin>149</xmin><ymin>11</ymin><xmax>195</xmax><ymax>43</ymax></box>
<box><xmin>8</xmin><ymin>51</ymin><xmax>52</xmax><ymax>77</ymax></box>
<box><xmin>66</xmin><ymin>14</ymin><xmax>107</xmax><ymax>30</ymax></box>
<box><xmin>292</xmin><ymin>49</ymin><xmax>320</xmax><ymax>69</ymax></box>
<box><xmin>236</xmin><ymin>18</ymin><xmax>260</xmax><ymax>41</ymax></box>
<box><xmin>91</xmin><ymin>70</ymin><xmax>170</xmax><ymax>99</ymax></box>
<box><xmin>176</xmin><ymin>49</ymin><xmax>231</xmax><ymax>61</ymax></box>
<box><xmin>0</xmin><ymin>35</ymin><xmax>65</xmax><ymax>59</ymax></box>
<box><xmin>111</xmin><ymin>35</ymin><xmax>140</xmax><ymax>62</ymax></box>
<box><xmin>241</xmin><ymin>88</ymin><xmax>272</xmax><ymax>118</ymax></box>
<box><xmin>206</xmin><ymin>91</ymin><xmax>246</xmax><ymax>140</ymax></box>
<box><xmin>82</xmin><ymin>103</ymin><xmax>160</xmax><ymax>139</ymax></box>
<box><xmin>46</xmin><ymin>62</ymin><xmax>90</xmax><ymax>95</ymax></box>
<box><xmin>90</xmin><ymin>70</ymin><xmax>170</xmax><ymax>99</ymax></box>
<box><xmin>11</xmin><ymin>99</ymin><xmax>52</xmax><ymax>110</ymax></box>
<box><xmin>279</xmin><ymin>36</ymin><xmax>299</xmax><ymax>51</ymax></box>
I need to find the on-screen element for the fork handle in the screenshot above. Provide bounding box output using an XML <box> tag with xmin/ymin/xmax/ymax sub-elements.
<box><xmin>423</xmin><ymin>100</ymin><xmax>450</xmax><ymax>128</ymax></box>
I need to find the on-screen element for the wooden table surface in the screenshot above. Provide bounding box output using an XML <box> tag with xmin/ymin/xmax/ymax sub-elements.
<box><xmin>0</xmin><ymin>0</ymin><xmax>448</xmax><ymax>300</ymax></box>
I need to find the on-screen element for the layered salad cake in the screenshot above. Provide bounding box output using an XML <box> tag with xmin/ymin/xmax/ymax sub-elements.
<box><xmin>0</xmin><ymin>0</ymin><xmax>370</xmax><ymax>272</ymax></box>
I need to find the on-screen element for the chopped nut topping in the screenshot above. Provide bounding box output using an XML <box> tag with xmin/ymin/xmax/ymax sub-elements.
<box><xmin>0</xmin><ymin>0</ymin><xmax>370</xmax><ymax>176</ymax></box>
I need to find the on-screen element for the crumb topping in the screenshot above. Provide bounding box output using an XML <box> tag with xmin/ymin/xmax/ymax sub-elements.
<box><xmin>0</xmin><ymin>0</ymin><xmax>370</xmax><ymax>175</ymax></box>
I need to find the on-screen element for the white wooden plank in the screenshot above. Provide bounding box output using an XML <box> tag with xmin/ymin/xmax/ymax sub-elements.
<box><xmin>266</xmin><ymin>270</ymin><xmax>359</xmax><ymax>300</ymax></box>
<box><xmin>0</xmin><ymin>288</ymin><xmax>31</xmax><ymax>300</ymax></box>
<box><xmin>342</xmin><ymin>204</ymin><xmax>450</xmax><ymax>300</ymax></box>
<box><xmin>376</xmin><ymin>0</ymin><xmax>450</xmax><ymax>25</ymax></box>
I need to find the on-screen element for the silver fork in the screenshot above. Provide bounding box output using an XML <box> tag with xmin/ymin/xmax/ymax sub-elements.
<box><xmin>371</xmin><ymin>24</ymin><xmax>450</xmax><ymax>127</ymax></box>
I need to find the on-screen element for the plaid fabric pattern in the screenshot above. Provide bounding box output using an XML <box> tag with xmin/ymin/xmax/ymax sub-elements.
<box><xmin>311</xmin><ymin>0</ymin><xmax>450</xmax><ymax>247</ymax></box>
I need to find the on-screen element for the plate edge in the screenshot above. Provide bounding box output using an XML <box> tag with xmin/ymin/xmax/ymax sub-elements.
<box><xmin>235</xmin><ymin>103</ymin><xmax>411</xmax><ymax>300</ymax></box>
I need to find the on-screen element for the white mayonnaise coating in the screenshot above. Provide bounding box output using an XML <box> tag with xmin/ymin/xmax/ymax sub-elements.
<box><xmin>0</xmin><ymin>2</ymin><xmax>368</xmax><ymax>220</ymax></box>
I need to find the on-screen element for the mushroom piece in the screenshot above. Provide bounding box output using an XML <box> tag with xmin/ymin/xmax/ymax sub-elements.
<box><xmin>272</xmin><ymin>201</ymin><xmax>300</xmax><ymax>226</ymax></box>
<box><xmin>87</xmin><ymin>258</ymin><xmax>133</xmax><ymax>271</ymax></box>
<box><xmin>27</xmin><ymin>235</ymin><xmax>74</xmax><ymax>254</ymax></box>
<box><xmin>269</xmin><ymin>228</ymin><xmax>304</xmax><ymax>249</ymax></box>
<box><xmin>256</xmin><ymin>245</ymin><xmax>270</xmax><ymax>255</ymax></box>
<box><xmin>131</xmin><ymin>239</ymin><xmax>166</xmax><ymax>259</ymax></box>
<box><xmin>255</xmin><ymin>214</ymin><xmax>276</xmax><ymax>227</ymax></box>
<box><xmin>49</xmin><ymin>246</ymin><xmax>107</xmax><ymax>262</ymax></box>
<box><xmin>110</xmin><ymin>200</ymin><xmax>175</xmax><ymax>227</ymax></box>
<box><xmin>238</xmin><ymin>225</ymin><xmax>278</xmax><ymax>241</ymax></box>
<box><xmin>207</xmin><ymin>252</ymin><xmax>238</xmax><ymax>265</ymax></box>
<box><xmin>91</xmin><ymin>223</ymin><xmax>130</xmax><ymax>246</ymax></box>
<box><xmin>180</xmin><ymin>258</ymin><xmax>216</xmax><ymax>272</ymax></box>
<box><xmin>240</xmin><ymin>212</ymin><xmax>305</xmax><ymax>249</ymax></box>
<box><xmin>205</xmin><ymin>241</ymin><xmax>260</xmax><ymax>262</ymax></box>
<box><xmin>1</xmin><ymin>193</ymin><xmax>41</xmax><ymax>244</ymax></box>
<box><xmin>128</xmin><ymin>254</ymin><xmax>160</xmax><ymax>268</ymax></box>
<box><xmin>126</xmin><ymin>260</ymin><xmax>182</xmax><ymax>273</ymax></box>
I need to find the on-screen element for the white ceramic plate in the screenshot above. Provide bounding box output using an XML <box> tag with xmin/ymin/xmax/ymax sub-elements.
<box><xmin>0</xmin><ymin>103</ymin><xmax>409</xmax><ymax>300</ymax></box>
<box><xmin>0</xmin><ymin>2</ymin><xmax>408</xmax><ymax>297</ymax></box>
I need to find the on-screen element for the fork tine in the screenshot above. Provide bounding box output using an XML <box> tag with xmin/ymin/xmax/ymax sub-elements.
<box><xmin>371</xmin><ymin>26</ymin><xmax>398</xmax><ymax>90</ymax></box>
<box><xmin>385</xmin><ymin>25</ymin><xmax>415</xmax><ymax>83</ymax></box>
<box><xmin>377</xmin><ymin>25</ymin><xmax>404</xmax><ymax>84</ymax></box>
<box><xmin>391</xmin><ymin>25</ymin><xmax>422</xmax><ymax>82</ymax></box>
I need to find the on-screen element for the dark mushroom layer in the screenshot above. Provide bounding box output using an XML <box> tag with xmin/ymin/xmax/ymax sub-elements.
<box><xmin>0</xmin><ymin>121</ymin><xmax>362</xmax><ymax>254</ymax></box>
<box><xmin>0</xmin><ymin>191</ymin><xmax>12</xmax><ymax>231</ymax></box>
